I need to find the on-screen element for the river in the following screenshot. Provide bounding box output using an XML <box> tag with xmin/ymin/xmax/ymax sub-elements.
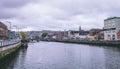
<box><xmin>0</xmin><ymin>41</ymin><xmax>120</xmax><ymax>69</ymax></box>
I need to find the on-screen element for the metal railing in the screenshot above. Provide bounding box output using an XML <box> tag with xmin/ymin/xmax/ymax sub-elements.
<box><xmin>0</xmin><ymin>39</ymin><xmax>21</xmax><ymax>47</ymax></box>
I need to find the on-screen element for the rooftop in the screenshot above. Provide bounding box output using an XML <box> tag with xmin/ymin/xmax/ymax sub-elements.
<box><xmin>0</xmin><ymin>21</ymin><xmax>7</xmax><ymax>29</ymax></box>
<box><xmin>104</xmin><ymin>17</ymin><xmax>120</xmax><ymax>21</ymax></box>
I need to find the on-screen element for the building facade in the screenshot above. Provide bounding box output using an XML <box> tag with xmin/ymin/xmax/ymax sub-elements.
<box><xmin>88</xmin><ymin>29</ymin><xmax>102</xmax><ymax>40</ymax></box>
<box><xmin>0</xmin><ymin>22</ymin><xmax>8</xmax><ymax>39</ymax></box>
<box><xmin>68</xmin><ymin>30</ymin><xmax>89</xmax><ymax>40</ymax></box>
<box><xmin>104</xmin><ymin>17</ymin><xmax>120</xmax><ymax>40</ymax></box>
<box><xmin>117</xmin><ymin>30</ymin><xmax>120</xmax><ymax>40</ymax></box>
<box><xmin>68</xmin><ymin>30</ymin><xmax>79</xmax><ymax>40</ymax></box>
<box><xmin>8</xmin><ymin>31</ymin><xmax>16</xmax><ymax>39</ymax></box>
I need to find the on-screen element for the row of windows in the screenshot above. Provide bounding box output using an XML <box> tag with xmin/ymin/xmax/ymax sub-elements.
<box><xmin>105</xmin><ymin>19</ymin><xmax>116</xmax><ymax>24</ymax></box>
<box><xmin>107</xmin><ymin>34</ymin><xmax>116</xmax><ymax>40</ymax></box>
<box><xmin>108</xmin><ymin>35</ymin><xmax>115</xmax><ymax>37</ymax></box>
<box><xmin>104</xmin><ymin>23</ymin><xmax>115</xmax><ymax>27</ymax></box>
<box><xmin>104</xmin><ymin>30</ymin><xmax>116</xmax><ymax>33</ymax></box>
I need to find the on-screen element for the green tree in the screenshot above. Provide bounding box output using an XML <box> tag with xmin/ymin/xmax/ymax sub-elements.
<box><xmin>42</xmin><ymin>32</ymin><xmax>48</xmax><ymax>38</ymax></box>
<box><xmin>35</xmin><ymin>35</ymin><xmax>40</xmax><ymax>42</ymax></box>
<box><xmin>20</xmin><ymin>32</ymin><xmax>27</xmax><ymax>39</ymax></box>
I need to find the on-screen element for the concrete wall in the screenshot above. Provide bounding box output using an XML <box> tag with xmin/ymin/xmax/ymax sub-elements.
<box><xmin>0</xmin><ymin>42</ymin><xmax>21</xmax><ymax>60</ymax></box>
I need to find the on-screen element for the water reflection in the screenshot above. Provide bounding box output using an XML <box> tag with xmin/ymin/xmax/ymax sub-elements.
<box><xmin>0</xmin><ymin>42</ymin><xmax>120</xmax><ymax>69</ymax></box>
<box><xmin>0</xmin><ymin>47</ymin><xmax>28</xmax><ymax>69</ymax></box>
<box><xmin>103</xmin><ymin>47</ymin><xmax>120</xmax><ymax>69</ymax></box>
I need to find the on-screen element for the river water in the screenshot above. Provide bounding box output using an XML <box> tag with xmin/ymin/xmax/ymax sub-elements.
<box><xmin>0</xmin><ymin>41</ymin><xmax>120</xmax><ymax>69</ymax></box>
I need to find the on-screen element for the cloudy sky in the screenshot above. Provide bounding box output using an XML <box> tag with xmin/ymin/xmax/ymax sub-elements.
<box><xmin>0</xmin><ymin>0</ymin><xmax>120</xmax><ymax>31</ymax></box>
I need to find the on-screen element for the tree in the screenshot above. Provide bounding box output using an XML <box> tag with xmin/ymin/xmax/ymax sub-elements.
<box><xmin>20</xmin><ymin>32</ymin><xmax>27</xmax><ymax>39</ymax></box>
<box><xmin>35</xmin><ymin>35</ymin><xmax>40</xmax><ymax>42</ymax></box>
<box><xmin>42</xmin><ymin>32</ymin><xmax>48</xmax><ymax>38</ymax></box>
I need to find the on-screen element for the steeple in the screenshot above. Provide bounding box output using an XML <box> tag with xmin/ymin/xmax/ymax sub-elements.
<box><xmin>79</xmin><ymin>26</ymin><xmax>81</xmax><ymax>35</ymax></box>
<box><xmin>79</xmin><ymin>26</ymin><xmax>81</xmax><ymax>31</ymax></box>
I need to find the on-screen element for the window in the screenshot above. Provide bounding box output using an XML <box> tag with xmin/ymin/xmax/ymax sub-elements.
<box><xmin>112</xmin><ymin>30</ymin><xmax>115</xmax><ymax>33</ymax></box>
<box><xmin>112</xmin><ymin>23</ymin><xmax>115</xmax><ymax>26</ymax></box>
<box><xmin>112</xmin><ymin>35</ymin><xmax>115</xmax><ymax>40</ymax></box>
<box><xmin>108</xmin><ymin>31</ymin><xmax>111</xmax><ymax>33</ymax></box>
<box><xmin>112</xmin><ymin>35</ymin><xmax>115</xmax><ymax>37</ymax></box>
<box><xmin>105</xmin><ymin>31</ymin><xmax>107</xmax><ymax>33</ymax></box>
<box><xmin>108</xmin><ymin>35</ymin><xmax>110</xmax><ymax>37</ymax></box>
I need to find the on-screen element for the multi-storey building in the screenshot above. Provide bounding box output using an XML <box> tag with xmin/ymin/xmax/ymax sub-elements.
<box><xmin>104</xmin><ymin>17</ymin><xmax>120</xmax><ymax>40</ymax></box>
<box><xmin>117</xmin><ymin>30</ymin><xmax>120</xmax><ymax>40</ymax></box>
<box><xmin>88</xmin><ymin>29</ymin><xmax>102</xmax><ymax>40</ymax></box>
<box><xmin>0</xmin><ymin>22</ymin><xmax>8</xmax><ymax>39</ymax></box>
<box><xmin>68</xmin><ymin>26</ymin><xmax>89</xmax><ymax>40</ymax></box>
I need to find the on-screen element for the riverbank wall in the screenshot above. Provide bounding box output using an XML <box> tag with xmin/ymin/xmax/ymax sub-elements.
<box><xmin>0</xmin><ymin>42</ymin><xmax>21</xmax><ymax>60</ymax></box>
<box><xmin>42</xmin><ymin>39</ymin><xmax>120</xmax><ymax>47</ymax></box>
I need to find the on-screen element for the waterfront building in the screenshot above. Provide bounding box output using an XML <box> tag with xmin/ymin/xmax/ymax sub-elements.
<box><xmin>0</xmin><ymin>22</ymin><xmax>8</xmax><ymax>39</ymax></box>
<box><xmin>26</xmin><ymin>31</ymin><xmax>42</xmax><ymax>39</ymax></box>
<box><xmin>104</xmin><ymin>17</ymin><xmax>120</xmax><ymax>40</ymax></box>
<box><xmin>88</xmin><ymin>29</ymin><xmax>102</xmax><ymax>40</ymax></box>
<box><xmin>55</xmin><ymin>31</ymin><xmax>68</xmax><ymax>40</ymax></box>
<box><xmin>68</xmin><ymin>30</ymin><xmax>79</xmax><ymax>40</ymax></box>
<box><xmin>15</xmin><ymin>32</ymin><xmax>21</xmax><ymax>39</ymax></box>
<box><xmin>68</xmin><ymin>26</ymin><xmax>89</xmax><ymax>40</ymax></box>
<box><xmin>8</xmin><ymin>31</ymin><xmax>16</xmax><ymax>39</ymax></box>
<box><xmin>117</xmin><ymin>30</ymin><xmax>120</xmax><ymax>40</ymax></box>
<box><xmin>40</xmin><ymin>30</ymin><xmax>68</xmax><ymax>40</ymax></box>
<box><xmin>79</xmin><ymin>31</ymin><xmax>89</xmax><ymax>40</ymax></box>
<box><xmin>99</xmin><ymin>31</ymin><xmax>104</xmax><ymax>40</ymax></box>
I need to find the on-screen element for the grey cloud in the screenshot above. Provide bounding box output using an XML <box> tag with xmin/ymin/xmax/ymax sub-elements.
<box><xmin>0</xmin><ymin>0</ymin><xmax>40</xmax><ymax>19</ymax></box>
<box><xmin>47</xmin><ymin>0</ymin><xmax>120</xmax><ymax>17</ymax></box>
<box><xmin>0</xmin><ymin>7</ymin><xmax>18</xmax><ymax>19</ymax></box>
<box><xmin>1</xmin><ymin>0</ymin><xmax>120</xmax><ymax>31</ymax></box>
<box><xmin>0</xmin><ymin>0</ymin><xmax>39</xmax><ymax>8</ymax></box>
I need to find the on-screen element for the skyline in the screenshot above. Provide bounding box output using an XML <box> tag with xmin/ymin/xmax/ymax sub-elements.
<box><xmin>0</xmin><ymin>0</ymin><xmax>120</xmax><ymax>31</ymax></box>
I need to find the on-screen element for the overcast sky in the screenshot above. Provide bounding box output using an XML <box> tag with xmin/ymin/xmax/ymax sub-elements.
<box><xmin>0</xmin><ymin>0</ymin><xmax>120</xmax><ymax>31</ymax></box>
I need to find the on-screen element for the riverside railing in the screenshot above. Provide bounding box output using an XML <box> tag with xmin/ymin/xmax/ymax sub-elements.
<box><xmin>0</xmin><ymin>39</ymin><xmax>21</xmax><ymax>47</ymax></box>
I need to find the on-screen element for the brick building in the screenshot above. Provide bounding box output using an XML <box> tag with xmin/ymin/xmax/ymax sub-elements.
<box><xmin>0</xmin><ymin>22</ymin><xmax>8</xmax><ymax>39</ymax></box>
<box><xmin>117</xmin><ymin>30</ymin><xmax>120</xmax><ymax>40</ymax></box>
<box><xmin>89</xmin><ymin>29</ymin><xmax>102</xmax><ymax>40</ymax></box>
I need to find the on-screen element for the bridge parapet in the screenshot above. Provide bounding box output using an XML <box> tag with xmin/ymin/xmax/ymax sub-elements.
<box><xmin>0</xmin><ymin>41</ymin><xmax>21</xmax><ymax>60</ymax></box>
<box><xmin>0</xmin><ymin>39</ymin><xmax>21</xmax><ymax>48</ymax></box>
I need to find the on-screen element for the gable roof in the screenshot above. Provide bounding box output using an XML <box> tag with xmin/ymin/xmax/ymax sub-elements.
<box><xmin>0</xmin><ymin>21</ymin><xmax>8</xmax><ymax>29</ymax></box>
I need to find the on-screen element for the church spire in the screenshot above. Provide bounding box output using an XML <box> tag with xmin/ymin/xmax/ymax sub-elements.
<box><xmin>79</xmin><ymin>26</ymin><xmax>81</xmax><ymax>31</ymax></box>
<box><xmin>79</xmin><ymin>26</ymin><xmax>81</xmax><ymax>35</ymax></box>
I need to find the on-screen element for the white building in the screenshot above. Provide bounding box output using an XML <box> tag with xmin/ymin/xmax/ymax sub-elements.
<box><xmin>68</xmin><ymin>30</ymin><xmax>89</xmax><ymax>40</ymax></box>
<box><xmin>68</xmin><ymin>30</ymin><xmax>79</xmax><ymax>39</ymax></box>
<box><xmin>104</xmin><ymin>17</ymin><xmax>120</xmax><ymax>40</ymax></box>
<box><xmin>79</xmin><ymin>35</ymin><xmax>88</xmax><ymax>40</ymax></box>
